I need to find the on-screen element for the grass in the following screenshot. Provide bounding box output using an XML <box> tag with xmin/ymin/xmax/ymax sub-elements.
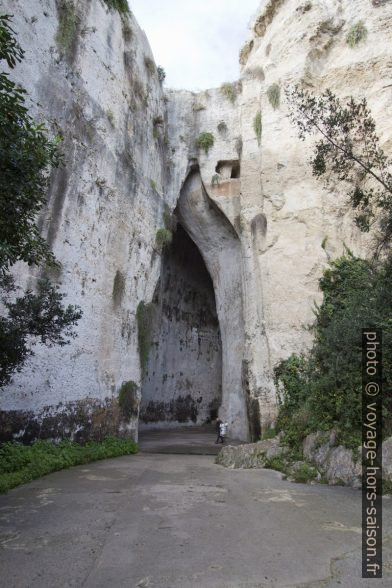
<box><xmin>263</xmin><ymin>455</ymin><xmax>288</xmax><ymax>474</ymax></box>
<box><xmin>267</xmin><ymin>83</ymin><xmax>280</xmax><ymax>109</ymax></box>
<box><xmin>56</xmin><ymin>0</ymin><xmax>78</xmax><ymax>53</ymax></box>
<box><xmin>0</xmin><ymin>438</ymin><xmax>138</xmax><ymax>494</ymax></box>
<box><xmin>103</xmin><ymin>0</ymin><xmax>130</xmax><ymax>14</ymax></box>
<box><xmin>346</xmin><ymin>21</ymin><xmax>367</xmax><ymax>48</ymax></box>
<box><xmin>196</xmin><ymin>132</ymin><xmax>214</xmax><ymax>154</ymax></box>
<box><xmin>253</xmin><ymin>111</ymin><xmax>262</xmax><ymax>145</ymax></box>
<box><xmin>220</xmin><ymin>82</ymin><xmax>237</xmax><ymax>104</ymax></box>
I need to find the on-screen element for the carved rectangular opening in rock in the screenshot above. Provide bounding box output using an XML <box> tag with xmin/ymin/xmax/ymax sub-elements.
<box><xmin>215</xmin><ymin>160</ymin><xmax>241</xmax><ymax>180</ymax></box>
<box><xmin>139</xmin><ymin>224</ymin><xmax>222</xmax><ymax>429</ymax></box>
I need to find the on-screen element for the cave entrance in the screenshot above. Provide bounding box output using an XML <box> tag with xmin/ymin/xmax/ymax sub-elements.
<box><xmin>139</xmin><ymin>223</ymin><xmax>222</xmax><ymax>429</ymax></box>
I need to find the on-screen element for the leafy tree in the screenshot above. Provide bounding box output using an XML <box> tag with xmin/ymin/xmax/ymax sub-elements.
<box><xmin>275</xmin><ymin>252</ymin><xmax>392</xmax><ymax>449</ymax></box>
<box><xmin>0</xmin><ymin>15</ymin><xmax>81</xmax><ymax>387</ymax></box>
<box><xmin>287</xmin><ymin>86</ymin><xmax>392</xmax><ymax>255</ymax></box>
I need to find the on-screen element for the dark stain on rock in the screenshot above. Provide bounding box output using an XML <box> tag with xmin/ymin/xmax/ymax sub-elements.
<box><xmin>0</xmin><ymin>396</ymin><xmax>137</xmax><ymax>444</ymax></box>
<box><xmin>140</xmin><ymin>394</ymin><xmax>198</xmax><ymax>424</ymax></box>
<box><xmin>242</xmin><ymin>360</ymin><xmax>260</xmax><ymax>442</ymax></box>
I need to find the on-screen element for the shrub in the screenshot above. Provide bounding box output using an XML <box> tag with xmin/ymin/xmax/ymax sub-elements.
<box><xmin>274</xmin><ymin>252</ymin><xmax>392</xmax><ymax>450</ymax></box>
<box><xmin>196</xmin><ymin>132</ymin><xmax>214</xmax><ymax>153</ymax></box>
<box><xmin>267</xmin><ymin>83</ymin><xmax>280</xmax><ymax>109</ymax></box>
<box><xmin>157</xmin><ymin>66</ymin><xmax>166</xmax><ymax>83</ymax></box>
<box><xmin>150</xmin><ymin>179</ymin><xmax>157</xmax><ymax>190</ymax></box>
<box><xmin>220</xmin><ymin>82</ymin><xmax>237</xmax><ymax>104</ymax></box>
<box><xmin>346</xmin><ymin>21</ymin><xmax>367</xmax><ymax>48</ymax></box>
<box><xmin>118</xmin><ymin>381</ymin><xmax>139</xmax><ymax>420</ymax></box>
<box><xmin>292</xmin><ymin>463</ymin><xmax>318</xmax><ymax>484</ymax></box>
<box><xmin>0</xmin><ymin>438</ymin><xmax>138</xmax><ymax>493</ymax></box>
<box><xmin>155</xmin><ymin>228</ymin><xmax>173</xmax><ymax>252</ymax></box>
<box><xmin>136</xmin><ymin>301</ymin><xmax>154</xmax><ymax>374</ymax></box>
<box><xmin>253</xmin><ymin>111</ymin><xmax>262</xmax><ymax>145</ymax></box>
<box><xmin>103</xmin><ymin>0</ymin><xmax>130</xmax><ymax>14</ymax></box>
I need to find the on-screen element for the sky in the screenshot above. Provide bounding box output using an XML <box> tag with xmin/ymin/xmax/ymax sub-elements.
<box><xmin>129</xmin><ymin>1</ymin><xmax>262</xmax><ymax>91</ymax></box>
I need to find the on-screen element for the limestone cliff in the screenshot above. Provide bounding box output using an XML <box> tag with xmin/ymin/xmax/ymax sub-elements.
<box><xmin>0</xmin><ymin>0</ymin><xmax>391</xmax><ymax>442</ymax></box>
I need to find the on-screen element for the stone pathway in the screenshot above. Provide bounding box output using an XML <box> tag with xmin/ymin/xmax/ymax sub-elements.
<box><xmin>0</xmin><ymin>432</ymin><xmax>391</xmax><ymax>587</ymax></box>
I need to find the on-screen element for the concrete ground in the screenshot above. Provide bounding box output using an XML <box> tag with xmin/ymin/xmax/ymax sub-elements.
<box><xmin>0</xmin><ymin>430</ymin><xmax>391</xmax><ymax>588</ymax></box>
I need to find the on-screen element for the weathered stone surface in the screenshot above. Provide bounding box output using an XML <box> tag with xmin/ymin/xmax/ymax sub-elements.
<box><xmin>216</xmin><ymin>437</ymin><xmax>286</xmax><ymax>468</ymax></box>
<box><xmin>1</xmin><ymin>0</ymin><xmax>392</xmax><ymax>443</ymax></box>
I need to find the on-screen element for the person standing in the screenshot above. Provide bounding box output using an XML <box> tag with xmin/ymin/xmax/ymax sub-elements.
<box><xmin>215</xmin><ymin>418</ymin><xmax>223</xmax><ymax>444</ymax></box>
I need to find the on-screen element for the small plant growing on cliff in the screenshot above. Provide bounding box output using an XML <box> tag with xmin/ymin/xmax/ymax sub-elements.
<box><xmin>118</xmin><ymin>381</ymin><xmax>139</xmax><ymax>420</ymax></box>
<box><xmin>157</xmin><ymin>66</ymin><xmax>166</xmax><ymax>83</ymax></box>
<box><xmin>144</xmin><ymin>56</ymin><xmax>156</xmax><ymax>76</ymax></box>
<box><xmin>267</xmin><ymin>83</ymin><xmax>280</xmax><ymax>109</ymax></box>
<box><xmin>106</xmin><ymin>108</ymin><xmax>115</xmax><ymax>126</ymax></box>
<box><xmin>56</xmin><ymin>0</ymin><xmax>78</xmax><ymax>54</ymax></box>
<box><xmin>150</xmin><ymin>179</ymin><xmax>157</xmax><ymax>191</ymax></box>
<box><xmin>220</xmin><ymin>82</ymin><xmax>237</xmax><ymax>104</ymax></box>
<box><xmin>103</xmin><ymin>0</ymin><xmax>130</xmax><ymax>14</ymax></box>
<box><xmin>196</xmin><ymin>132</ymin><xmax>214</xmax><ymax>154</ymax></box>
<box><xmin>287</xmin><ymin>86</ymin><xmax>392</xmax><ymax>254</ymax></box>
<box><xmin>155</xmin><ymin>228</ymin><xmax>173</xmax><ymax>253</ymax></box>
<box><xmin>346</xmin><ymin>21</ymin><xmax>367</xmax><ymax>48</ymax></box>
<box><xmin>253</xmin><ymin>111</ymin><xmax>262</xmax><ymax>145</ymax></box>
<box><xmin>136</xmin><ymin>301</ymin><xmax>154</xmax><ymax>374</ymax></box>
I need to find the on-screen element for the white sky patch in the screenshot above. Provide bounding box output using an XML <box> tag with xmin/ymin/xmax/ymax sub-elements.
<box><xmin>129</xmin><ymin>1</ymin><xmax>262</xmax><ymax>90</ymax></box>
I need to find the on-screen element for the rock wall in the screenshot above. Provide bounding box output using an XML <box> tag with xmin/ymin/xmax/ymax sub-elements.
<box><xmin>0</xmin><ymin>0</ymin><xmax>171</xmax><ymax>442</ymax></box>
<box><xmin>1</xmin><ymin>0</ymin><xmax>392</xmax><ymax>442</ymax></box>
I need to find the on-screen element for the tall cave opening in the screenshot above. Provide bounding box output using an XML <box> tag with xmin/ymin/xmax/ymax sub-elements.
<box><xmin>139</xmin><ymin>223</ymin><xmax>222</xmax><ymax>429</ymax></box>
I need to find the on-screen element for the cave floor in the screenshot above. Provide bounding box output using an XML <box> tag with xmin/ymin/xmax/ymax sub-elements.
<box><xmin>0</xmin><ymin>440</ymin><xmax>391</xmax><ymax>587</ymax></box>
<box><xmin>138</xmin><ymin>424</ymin><xmax>241</xmax><ymax>455</ymax></box>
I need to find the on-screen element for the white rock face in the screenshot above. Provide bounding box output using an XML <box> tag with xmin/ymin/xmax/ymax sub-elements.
<box><xmin>1</xmin><ymin>0</ymin><xmax>392</xmax><ymax>442</ymax></box>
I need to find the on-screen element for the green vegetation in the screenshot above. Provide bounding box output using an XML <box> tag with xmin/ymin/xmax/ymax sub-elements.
<box><xmin>292</xmin><ymin>463</ymin><xmax>318</xmax><ymax>484</ymax></box>
<box><xmin>0</xmin><ymin>15</ymin><xmax>81</xmax><ymax>387</ymax></box>
<box><xmin>144</xmin><ymin>56</ymin><xmax>156</xmax><ymax>76</ymax></box>
<box><xmin>103</xmin><ymin>0</ymin><xmax>130</xmax><ymax>14</ymax></box>
<box><xmin>267</xmin><ymin>83</ymin><xmax>280</xmax><ymax>109</ymax></box>
<box><xmin>118</xmin><ymin>381</ymin><xmax>139</xmax><ymax>420</ymax></box>
<box><xmin>155</xmin><ymin>228</ymin><xmax>173</xmax><ymax>253</ymax></box>
<box><xmin>56</xmin><ymin>1</ymin><xmax>78</xmax><ymax>54</ymax></box>
<box><xmin>196</xmin><ymin>132</ymin><xmax>214</xmax><ymax>154</ymax></box>
<box><xmin>264</xmin><ymin>455</ymin><xmax>288</xmax><ymax>474</ymax></box>
<box><xmin>220</xmin><ymin>82</ymin><xmax>237</xmax><ymax>104</ymax></box>
<box><xmin>346</xmin><ymin>21</ymin><xmax>367</xmax><ymax>48</ymax></box>
<box><xmin>150</xmin><ymin>179</ymin><xmax>157</xmax><ymax>190</ymax></box>
<box><xmin>193</xmin><ymin>103</ymin><xmax>206</xmax><ymax>112</ymax></box>
<box><xmin>112</xmin><ymin>270</ymin><xmax>125</xmax><ymax>307</ymax></box>
<box><xmin>136</xmin><ymin>301</ymin><xmax>154</xmax><ymax>374</ymax></box>
<box><xmin>106</xmin><ymin>108</ymin><xmax>115</xmax><ymax>126</ymax></box>
<box><xmin>0</xmin><ymin>437</ymin><xmax>138</xmax><ymax>493</ymax></box>
<box><xmin>287</xmin><ymin>86</ymin><xmax>392</xmax><ymax>255</ymax></box>
<box><xmin>274</xmin><ymin>252</ymin><xmax>392</xmax><ymax>451</ymax></box>
<box><xmin>260</xmin><ymin>427</ymin><xmax>277</xmax><ymax>441</ymax></box>
<box><xmin>253</xmin><ymin>111</ymin><xmax>262</xmax><ymax>145</ymax></box>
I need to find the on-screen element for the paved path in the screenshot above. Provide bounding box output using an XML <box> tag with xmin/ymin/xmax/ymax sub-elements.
<box><xmin>0</xmin><ymin>432</ymin><xmax>391</xmax><ymax>587</ymax></box>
